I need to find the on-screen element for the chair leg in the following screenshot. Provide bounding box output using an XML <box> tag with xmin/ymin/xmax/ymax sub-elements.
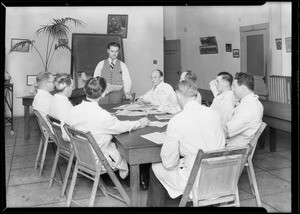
<box><xmin>61</xmin><ymin>152</ymin><xmax>74</xmax><ymax>197</ymax></box>
<box><xmin>34</xmin><ymin>138</ymin><xmax>43</xmax><ymax>169</ymax></box>
<box><xmin>98</xmin><ymin>176</ymin><xmax>108</xmax><ymax>197</ymax></box>
<box><xmin>246</xmin><ymin>165</ymin><xmax>255</xmax><ymax>195</ymax></box>
<box><xmin>88</xmin><ymin>171</ymin><xmax>101</xmax><ymax>207</ymax></box>
<box><xmin>39</xmin><ymin>137</ymin><xmax>49</xmax><ymax>176</ymax></box>
<box><xmin>66</xmin><ymin>163</ymin><xmax>78</xmax><ymax>207</ymax></box>
<box><xmin>248</xmin><ymin>161</ymin><xmax>262</xmax><ymax>207</ymax></box>
<box><xmin>235</xmin><ymin>188</ymin><xmax>240</xmax><ymax>207</ymax></box>
<box><xmin>49</xmin><ymin>149</ymin><xmax>60</xmax><ymax>188</ymax></box>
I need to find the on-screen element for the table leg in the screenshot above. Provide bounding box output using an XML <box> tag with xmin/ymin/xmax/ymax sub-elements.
<box><xmin>24</xmin><ymin>105</ymin><xmax>30</xmax><ymax>140</ymax></box>
<box><xmin>270</xmin><ymin>127</ymin><xmax>277</xmax><ymax>152</ymax></box>
<box><xmin>130</xmin><ymin>164</ymin><xmax>140</xmax><ymax>207</ymax></box>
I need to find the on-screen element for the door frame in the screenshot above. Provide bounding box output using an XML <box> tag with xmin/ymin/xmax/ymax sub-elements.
<box><xmin>240</xmin><ymin>23</ymin><xmax>270</xmax><ymax>95</ymax></box>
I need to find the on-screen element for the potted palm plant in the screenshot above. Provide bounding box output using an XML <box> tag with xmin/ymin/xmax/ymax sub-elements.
<box><xmin>10</xmin><ymin>17</ymin><xmax>86</xmax><ymax>72</ymax></box>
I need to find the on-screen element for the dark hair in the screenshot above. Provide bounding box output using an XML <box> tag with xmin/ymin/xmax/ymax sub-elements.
<box><xmin>217</xmin><ymin>71</ymin><xmax>233</xmax><ymax>86</ymax></box>
<box><xmin>54</xmin><ymin>73</ymin><xmax>72</xmax><ymax>92</ymax></box>
<box><xmin>154</xmin><ymin>69</ymin><xmax>164</xmax><ymax>77</ymax></box>
<box><xmin>234</xmin><ymin>72</ymin><xmax>254</xmax><ymax>91</ymax></box>
<box><xmin>185</xmin><ymin>70</ymin><xmax>197</xmax><ymax>83</ymax></box>
<box><xmin>175</xmin><ymin>80</ymin><xmax>198</xmax><ymax>98</ymax></box>
<box><xmin>107</xmin><ymin>42</ymin><xmax>120</xmax><ymax>50</ymax></box>
<box><xmin>36</xmin><ymin>71</ymin><xmax>52</xmax><ymax>84</ymax></box>
<box><xmin>83</xmin><ymin>77</ymin><xmax>107</xmax><ymax>99</ymax></box>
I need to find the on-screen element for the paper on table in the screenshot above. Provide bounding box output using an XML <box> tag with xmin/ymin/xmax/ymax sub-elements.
<box><xmin>125</xmin><ymin>103</ymin><xmax>154</xmax><ymax>111</ymax></box>
<box><xmin>155</xmin><ymin>114</ymin><xmax>174</xmax><ymax>120</ymax></box>
<box><xmin>148</xmin><ymin>121</ymin><xmax>168</xmax><ymax>128</ymax></box>
<box><xmin>116</xmin><ymin>109</ymin><xmax>148</xmax><ymax>116</ymax></box>
<box><xmin>141</xmin><ymin>132</ymin><xmax>166</xmax><ymax>144</ymax></box>
<box><xmin>112</xmin><ymin>104</ymin><xmax>129</xmax><ymax>110</ymax></box>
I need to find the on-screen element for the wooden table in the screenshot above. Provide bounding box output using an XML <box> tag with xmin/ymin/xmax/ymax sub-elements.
<box><xmin>20</xmin><ymin>88</ymin><xmax>86</xmax><ymax>140</ymax></box>
<box><xmin>103</xmin><ymin>105</ymin><xmax>166</xmax><ymax>206</ymax></box>
<box><xmin>260</xmin><ymin>100</ymin><xmax>291</xmax><ymax>152</ymax></box>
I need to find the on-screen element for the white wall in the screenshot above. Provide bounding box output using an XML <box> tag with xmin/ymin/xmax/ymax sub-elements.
<box><xmin>6</xmin><ymin>6</ymin><xmax>163</xmax><ymax>116</ymax></box>
<box><xmin>163</xmin><ymin>3</ymin><xmax>291</xmax><ymax>90</ymax></box>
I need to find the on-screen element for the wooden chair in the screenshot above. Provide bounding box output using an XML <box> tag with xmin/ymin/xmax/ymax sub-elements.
<box><xmin>46</xmin><ymin>115</ymin><xmax>75</xmax><ymax>197</ymax></box>
<box><xmin>179</xmin><ymin>147</ymin><xmax>248</xmax><ymax>207</ymax></box>
<box><xmin>240</xmin><ymin>122</ymin><xmax>267</xmax><ymax>207</ymax></box>
<box><xmin>33</xmin><ymin>109</ymin><xmax>56</xmax><ymax>176</ymax></box>
<box><xmin>64</xmin><ymin>124</ymin><xmax>130</xmax><ymax>207</ymax></box>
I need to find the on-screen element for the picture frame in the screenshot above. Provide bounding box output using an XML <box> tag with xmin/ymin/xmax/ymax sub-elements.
<box><xmin>11</xmin><ymin>38</ymin><xmax>30</xmax><ymax>52</ymax></box>
<box><xmin>285</xmin><ymin>37</ymin><xmax>291</xmax><ymax>52</ymax></box>
<box><xmin>107</xmin><ymin>14</ymin><xmax>128</xmax><ymax>38</ymax></box>
<box><xmin>275</xmin><ymin>38</ymin><xmax>282</xmax><ymax>50</ymax></box>
<box><xmin>225</xmin><ymin>44</ymin><xmax>232</xmax><ymax>52</ymax></box>
<box><xmin>199</xmin><ymin>45</ymin><xmax>218</xmax><ymax>54</ymax></box>
<box><xmin>233</xmin><ymin>49</ymin><xmax>239</xmax><ymax>58</ymax></box>
<box><xmin>26</xmin><ymin>75</ymin><xmax>36</xmax><ymax>86</ymax></box>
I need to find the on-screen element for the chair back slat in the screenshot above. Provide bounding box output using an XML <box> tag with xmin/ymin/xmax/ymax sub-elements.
<box><xmin>195</xmin><ymin>154</ymin><xmax>243</xmax><ymax>200</ymax></box>
<box><xmin>179</xmin><ymin>147</ymin><xmax>247</xmax><ymax>207</ymax></box>
<box><xmin>33</xmin><ymin>109</ymin><xmax>56</xmax><ymax>142</ymax></box>
<box><xmin>47</xmin><ymin>115</ymin><xmax>71</xmax><ymax>153</ymax></box>
<box><xmin>64</xmin><ymin>124</ymin><xmax>98</xmax><ymax>172</ymax></box>
<box><xmin>248</xmin><ymin>122</ymin><xmax>267</xmax><ymax>159</ymax></box>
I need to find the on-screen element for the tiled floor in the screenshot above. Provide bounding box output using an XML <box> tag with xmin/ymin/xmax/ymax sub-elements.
<box><xmin>3</xmin><ymin>117</ymin><xmax>291</xmax><ymax>211</ymax></box>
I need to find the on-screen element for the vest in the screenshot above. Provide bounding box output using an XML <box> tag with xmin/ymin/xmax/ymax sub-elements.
<box><xmin>100</xmin><ymin>59</ymin><xmax>124</xmax><ymax>104</ymax></box>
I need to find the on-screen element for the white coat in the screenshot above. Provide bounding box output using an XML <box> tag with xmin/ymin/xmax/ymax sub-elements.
<box><xmin>152</xmin><ymin>100</ymin><xmax>225</xmax><ymax>199</ymax></box>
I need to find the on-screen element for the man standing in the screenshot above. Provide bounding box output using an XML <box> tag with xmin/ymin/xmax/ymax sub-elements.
<box><xmin>93</xmin><ymin>42</ymin><xmax>132</xmax><ymax>104</ymax></box>
<box><xmin>209</xmin><ymin>72</ymin><xmax>239</xmax><ymax>124</ymax></box>
<box><xmin>137</xmin><ymin>69</ymin><xmax>177</xmax><ymax>111</ymax></box>
<box><xmin>147</xmin><ymin>80</ymin><xmax>225</xmax><ymax>207</ymax></box>
<box><xmin>224</xmin><ymin>72</ymin><xmax>263</xmax><ymax>148</ymax></box>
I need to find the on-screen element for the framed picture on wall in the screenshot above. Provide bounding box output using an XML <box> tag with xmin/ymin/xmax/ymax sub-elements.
<box><xmin>275</xmin><ymin>38</ymin><xmax>282</xmax><ymax>50</ymax></box>
<box><xmin>225</xmin><ymin>44</ymin><xmax>232</xmax><ymax>52</ymax></box>
<box><xmin>11</xmin><ymin>38</ymin><xmax>30</xmax><ymax>52</ymax></box>
<box><xmin>26</xmin><ymin>75</ymin><xmax>36</xmax><ymax>86</ymax></box>
<box><xmin>285</xmin><ymin>37</ymin><xmax>291</xmax><ymax>52</ymax></box>
<box><xmin>233</xmin><ymin>49</ymin><xmax>239</xmax><ymax>58</ymax></box>
<box><xmin>107</xmin><ymin>14</ymin><xmax>128</xmax><ymax>38</ymax></box>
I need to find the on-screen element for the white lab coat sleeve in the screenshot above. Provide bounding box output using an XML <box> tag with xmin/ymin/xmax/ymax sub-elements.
<box><xmin>102</xmin><ymin>111</ymin><xmax>141</xmax><ymax>134</ymax></box>
<box><xmin>120</xmin><ymin>62</ymin><xmax>132</xmax><ymax>94</ymax></box>
<box><xmin>226</xmin><ymin>108</ymin><xmax>254</xmax><ymax>138</ymax></box>
<box><xmin>93</xmin><ymin>60</ymin><xmax>104</xmax><ymax>77</ymax></box>
<box><xmin>160</xmin><ymin>118</ymin><xmax>181</xmax><ymax>170</ymax></box>
<box><xmin>140</xmin><ymin>89</ymin><xmax>152</xmax><ymax>103</ymax></box>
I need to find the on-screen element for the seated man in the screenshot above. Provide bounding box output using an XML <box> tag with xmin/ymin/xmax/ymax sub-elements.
<box><xmin>147</xmin><ymin>80</ymin><xmax>225</xmax><ymax>207</ymax></box>
<box><xmin>209</xmin><ymin>72</ymin><xmax>239</xmax><ymax>124</ymax></box>
<box><xmin>136</xmin><ymin>69</ymin><xmax>177</xmax><ymax>111</ymax></box>
<box><xmin>180</xmin><ymin>71</ymin><xmax>202</xmax><ymax>104</ymax></box>
<box><xmin>224</xmin><ymin>72</ymin><xmax>264</xmax><ymax>148</ymax></box>
<box><xmin>65</xmin><ymin>77</ymin><xmax>149</xmax><ymax>179</ymax></box>
<box><xmin>32</xmin><ymin>71</ymin><xmax>55</xmax><ymax>117</ymax></box>
<box><xmin>49</xmin><ymin>73</ymin><xmax>74</xmax><ymax>140</ymax></box>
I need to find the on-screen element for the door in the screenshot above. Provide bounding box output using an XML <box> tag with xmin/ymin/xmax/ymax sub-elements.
<box><xmin>164</xmin><ymin>40</ymin><xmax>181</xmax><ymax>89</ymax></box>
<box><xmin>240</xmin><ymin>23</ymin><xmax>269</xmax><ymax>96</ymax></box>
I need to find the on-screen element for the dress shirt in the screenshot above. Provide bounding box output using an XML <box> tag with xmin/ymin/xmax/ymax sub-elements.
<box><xmin>140</xmin><ymin>81</ymin><xmax>177</xmax><ymax>108</ymax></box>
<box><xmin>49</xmin><ymin>94</ymin><xmax>74</xmax><ymax>140</ymax></box>
<box><xmin>152</xmin><ymin>100</ymin><xmax>225</xmax><ymax>199</ymax></box>
<box><xmin>94</xmin><ymin>58</ymin><xmax>132</xmax><ymax>95</ymax></box>
<box><xmin>65</xmin><ymin>100</ymin><xmax>141</xmax><ymax>178</ymax></box>
<box><xmin>32</xmin><ymin>89</ymin><xmax>54</xmax><ymax>133</ymax></box>
<box><xmin>225</xmin><ymin>93</ymin><xmax>263</xmax><ymax>148</ymax></box>
<box><xmin>210</xmin><ymin>90</ymin><xmax>239</xmax><ymax>124</ymax></box>
<box><xmin>32</xmin><ymin>89</ymin><xmax>54</xmax><ymax>117</ymax></box>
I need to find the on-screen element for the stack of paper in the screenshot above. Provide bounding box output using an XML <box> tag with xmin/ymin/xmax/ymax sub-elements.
<box><xmin>155</xmin><ymin>114</ymin><xmax>174</xmax><ymax>120</ymax></box>
<box><xmin>148</xmin><ymin>121</ymin><xmax>168</xmax><ymax>128</ymax></box>
<box><xmin>141</xmin><ymin>132</ymin><xmax>166</xmax><ymax>144</ymax></box>
<box><xmin>116</xmin><ymin>109</ymin><xmax>148</xmax><ymax>116</ymax></box>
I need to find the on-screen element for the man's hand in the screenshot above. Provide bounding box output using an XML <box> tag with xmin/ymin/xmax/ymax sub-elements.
<box><xmin>136</xmin><ymin>97</ymin><xmax>144</xmax><ymax>103</ymax></box>
<box><xmin>138</xmin><ymin>117</ymin><xmax>149</xmax><ymax>128</ymax></box>
<box><xmin>125</xmin><ymin>92</ymin><xmax>132</xmax><ymax>100</ymax></box>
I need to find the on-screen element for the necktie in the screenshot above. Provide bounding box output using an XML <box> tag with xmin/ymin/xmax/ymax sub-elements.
<box><xmin>110</xmin><ymin>61</ymin><xmax>115</xmax><ymax>70</ymax></box>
